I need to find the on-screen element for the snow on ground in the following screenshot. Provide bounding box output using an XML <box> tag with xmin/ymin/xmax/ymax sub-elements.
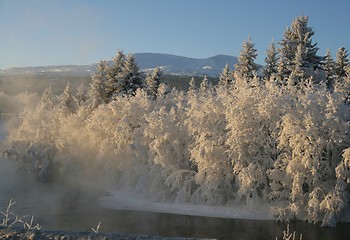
<box><xmin>99</xmin><ymin>190</ymin><xmax>273</xmax><ymax>220</ymax></box>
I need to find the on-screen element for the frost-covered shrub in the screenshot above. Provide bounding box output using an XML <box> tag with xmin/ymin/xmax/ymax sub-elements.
<box><xmin>268</xmin><ymin>83</ymin><xmax>350</xmax><ymax>225</ymax></box>
<box><xmin>226</xmin><ymin>80</ymin><xmax>281</xmax><ymax>204</ymax></box>
<box><xmin>186</xmin><ymin>86</ymin><xmax>233</xmax><ymax>205</ymax></box>
<box><xmin>144</xmin><ymin>105</ymin><xmax>194</xmax><ymax>201</ymax></box>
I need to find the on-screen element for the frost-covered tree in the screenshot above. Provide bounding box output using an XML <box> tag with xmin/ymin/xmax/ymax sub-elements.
<box><xmin>263</xmin><ymin>41</ymin><xmax>279</xmax><ymax>80</ymax></box>
<box><xmin>199</xmin><ymin>75</ymin><xmax>211</xmax><ymax>96</ymax></box>
<box><xmin>335</xmin><ymin>67</ymin><xmax>350</xmax><ymax>104</ymax></box>
<box><xmin>323</xmin><ymin>49</ymin><xmax>336</xmax><ymax>89</ymax></box>
<box><xmin>218</xmin><ymin>64</ymin><xmax>233</xmax><ymax>89</ymax></box>
<box><xmin>278</xmin><ymin>16</ymin><xmax>322</xmax><ymax>80</ymax></box>
<box><xmin>104</xmin><ymin>51</ymin><xmax>125</xmax><ymax>100</ymax></box>
<box><xmin>73</xmin><ymin>84</ymin><xmax>86</xmax><ymax>109</ymax></box>
<box><xmin>57</xmin><ymin>82</ymin><xmax>74</xmax><ymax>114</ymax></box>
<box><xmin>144</xmin><ymin>105</ymin><xmax>193</xmax><ymax>202</ymax></box>
<box><xmin>115</xmin><ymin>54</ymin><xmax>144</xmax><ymax>96</ymax></box>
<box><xmin>146</xmin><ymin>67</ymin><xmax>162</xmax><ymax>99</ymax></box>
<box><xmin>287</xmin><ymin>44</ymin><xmax>306</xmax><ymax>86</ymax></box>
<box><xmin>268</xmin><ymin>86</ymin><xmax>350</xmax><ymax>225</ymax></box>
<box><xmin>186</xmin><ymin>88</ymin><xmax>233</xmax><ymax>205</ymax></box>
<box><xmin>39</xmin><ymin>86</ymin><xmax>53</xmax><ymax>110</ymax></box>
<box><xmin>226</xmin><ymin>81</ymin><xmax>280</xmax><ymax>206</ymax></box>
<box><xmin>187</xmin><ymin>77</ymin><xmax>197</xmax><ymax>96</ymax></box>
<box><xmin>334</xmin><ymin>47</ymin><xmax>349</xmax><ymax>80</ymax></box>
<box><xmin>89</xmin><ymin>60</ymin><xmax>108</xmax><ymax>107</ymax></box>
<box><xmin>234</xmin><ymin>37</ymin><xmax>258</xmax><ymax>80</ymax></box>
<box><xmin>334</xmin><ymin>48</ymin><xmax>350</xmax><ymax>102</ymax></box>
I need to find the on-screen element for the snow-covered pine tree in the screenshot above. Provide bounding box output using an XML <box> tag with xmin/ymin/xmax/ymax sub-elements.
<box><xmin>334</xmin><ymin>48</ymin><xmax>350</xmax><ymax>101</ymax></box>
<box><xmin>146</xmin><ymin>67</ymin><xmax>162</xmax><ymax>99</ymax></box>
<box><xmin>116</xmin><ymin>54</ymin><xmax>144</xmax><ymax>96</ymax></box>
<box><xmin>187</xmin><ymin>77</ymin><xmax>197</xmax><ymax>96</ymax></box>
<box><xmin>234</xmin><ymin>37</ymin><xmax>258</xmax><ymax>80</ymax></box>
<box><xmin>39</xmin><ymin>86</ymin><xmax>53</xmax><ymax>110</ymax></box>
<box><xmin>73</xmin><ymin>84</ymin><xmax>86</xmax><ymax>110</ymax></box>
<box><xmin>275</xmin><ymin>52</ymin><xmax>287</xmax><ymax>85</ymax></box>
<box><xmin>263</xmin><ymin>41</ymin><xmax>279</xmax><ymax>80</ymax></box>
<box><xmin>199</xmin><ymin>75</ymin><xmax>210</xmax><ymax>96</ymax></box>
<box><xmin>57</xmin><ymin>82</ymin><xmax>74</xmax><ymax>114</ymax></box>
<box><xmin>218</xmin><ymin>63</ymin><xmax>233</xmax><ymax>89</ymax></box>
<box><xmin>105</xmin><ymin>51</ymin><xmax>125</xmax><ymax>100</ymax></box>
<box><xmin>278</xmin><ymin>16</ymin><xmax>322</xmax><ymax>81</ymax></box>
<box><xmin>323</xmin><ymin>49</ymin><xmax>336</xmax><ymax>89</ymax></box>
<box><xmin>335</xmin><ymin>66</ymin><xmax>350</xmax><ymax>104</ymax></box>
<box><xmin>288</xmin><ymin>44</ymin><xmax>306</xmax><ymax>87</ymax></box>
<box><xmin>89</xmin><ymin>60</ymin><xmax>108</xmax><ymax>107</ymax></box>
<box><xmin>334</xmin><ymin>47</ymin><xmax>349</xmax><ymax>80</ymax></box>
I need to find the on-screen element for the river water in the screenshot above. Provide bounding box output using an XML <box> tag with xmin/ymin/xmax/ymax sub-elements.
<box><xmin>1</xmin><ymin>157</ymin><xmax>349</xmax><ymax>240</ymax></box>
<box><xmin>1</xmin><ymin>191</ymin><xmax>350</xmax><ymax>240</ymax></box>
<box><xmin>45</xmin><ymin>208</ymin><xmax>350</xmax><ymax>240</ymax></box>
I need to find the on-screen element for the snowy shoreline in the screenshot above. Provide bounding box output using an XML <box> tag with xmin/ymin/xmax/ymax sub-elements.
<box><xmin>100</xmin><ymin>190</ymin><xmax>273</xmax><ymax>221</ymax></box>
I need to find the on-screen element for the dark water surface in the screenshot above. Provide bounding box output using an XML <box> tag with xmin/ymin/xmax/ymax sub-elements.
<box><xmin>48</xmin><ymin>208</ymin><xmax>350</xmax><ymax>240</ymax></box>
<box><xmin>1</xmin><ymin>186</ymin><xmax>350</xmax><ymax>240</ymax></box>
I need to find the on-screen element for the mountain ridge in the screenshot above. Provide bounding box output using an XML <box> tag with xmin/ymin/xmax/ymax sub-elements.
<box><xmin>0</xmin><ymin>53</ymin><xmax>239</xmax><ymax>77</ymax></box>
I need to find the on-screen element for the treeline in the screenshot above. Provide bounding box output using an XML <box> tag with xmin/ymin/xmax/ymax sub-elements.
<box><xmin>2</xmin><ymin>16</ymin><xmax>350</xmax><ymax>228</ymax></box>
<box><xmin>88</xmin><ymin>16</ymin><xmax>349</xmax><ymax>106</ymax></box>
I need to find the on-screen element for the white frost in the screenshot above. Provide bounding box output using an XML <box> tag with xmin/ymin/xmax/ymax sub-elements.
<box><xmin>100</xmin><ymin>190</ymin><xmax>273</xmax><ymax>220</ymax></box>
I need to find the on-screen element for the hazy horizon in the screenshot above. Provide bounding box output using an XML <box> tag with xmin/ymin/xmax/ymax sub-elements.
<box><xmin>0</xmin><ymin>52</ymin><xmax>238</xmax><ymax>69</ymax></box>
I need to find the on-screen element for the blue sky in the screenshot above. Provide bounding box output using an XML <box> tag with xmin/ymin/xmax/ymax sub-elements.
<box><xmin>0</xmin><ymin>0</ymin><xmax>349</xmax><ymax>68</ymax></box>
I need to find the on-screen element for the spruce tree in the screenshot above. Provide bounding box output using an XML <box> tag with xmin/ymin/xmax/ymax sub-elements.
<box><xmin>73</xmin><ymin>84</ymin><xmax>86</xmax><ymax>110</ymax></box>
<box><xmin>187</xmin><ymin>77</ymin><xmax>197</xmax><ymax>96</ymax></box>
<box><xmin>58</xmin><ymin>82</ymin><xmax>73</xmax><ymax>114</ymax></box>
<box><xmin>234</xmin><ymin>37</ymin><xmax>258</xmax><ymax>80</ymax></box>
<box><xmin>40</xmin><ymin>86</ymin><xmax>53</xmax><ymax>110</ymax></box>
<box><xmin>105</xmin><ymin>51</ymin><xmax>125</xmax><ymax>99</ymax></box>
<box><xmin>263</xmin><ymin>41</ymin><xmax>279</xmax><ymax>80</ymax></box>
<box><xmin>116</xmin><ymin>54</ymin><xmax>144</xmax><ymax>95</ymax></box>
<box><xmin>199</xmin><ymin>75</ymin><xmax>209</xmax><ymax>95</ymax></box>
<box><xmin>323</xmin><ymin>49</ymin><xmax>336</xmax><ymax>89</ymax></box>
<box><xmin>89</xmin><ymin>60</ymin><xmax>108</xmax><ymax>106</ymax></box>
<box><xmin>334</xmin><ymin>47</ymin><xmax>349</xmax><ymax>80</ymax></box>
<box><xmin>289</xmin><ymin>44</ymin><xmax>306</xmax><ymax>86</ymax></box>
<box><xmin>218</xmin><ymin>63</ymin><xmax>232</xmax><ymax>88</ymax></box>
<box><xmin>335</xmin><ymin>66</ymin><xmax>350</xmax><ymax>104</ymax></box>
<box><xmin>276</xmin><ymin>52</ymin><xmax>287</xmax><ymax>84</ymax></box>
<box><xmin>146</xmin><ymin>67</ymin><xmax>162</xmax><ymax>99</ymax></box>
<box><xmin>278</xmin><ymin>16</ymin><xmax>322</xmax><ymax>80</ymax></box>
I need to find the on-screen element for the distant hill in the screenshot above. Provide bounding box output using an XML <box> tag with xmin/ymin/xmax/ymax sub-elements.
<box><xmin>134</xmin><ymin>53</ymin><xmax>238</xmax><ymax>77</ymax></box>
<box><xmin>0</xmin><ymin>65</ymin><xmax>95</xmax><ymax>77</ymax></box>
<box><xmin>0</xmin><ymin>53</ymin><xmax>238</xmax><ymax>77</ymax></box>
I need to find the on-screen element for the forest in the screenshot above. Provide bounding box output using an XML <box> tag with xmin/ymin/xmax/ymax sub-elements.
<box><xmin>1</xmin><ymin>16</ymin><xmax>350</xmax><ymax>228</ymax></box>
